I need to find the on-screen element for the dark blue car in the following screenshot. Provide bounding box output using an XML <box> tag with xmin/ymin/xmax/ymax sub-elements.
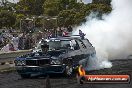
<box><xmin>14</xmin><ymin>36</ymin><xmax>96</xmax><ymax>78</ymax></box>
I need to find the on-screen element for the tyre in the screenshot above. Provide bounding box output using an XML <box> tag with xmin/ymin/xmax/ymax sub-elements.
<box><xmin>20</xmin><ymin>74</ymin><xmax>31</xmax><ymax>78</ymax></box>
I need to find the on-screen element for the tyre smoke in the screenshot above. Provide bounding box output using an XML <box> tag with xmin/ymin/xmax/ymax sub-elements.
<box><xmin>74</xmin><ymin>0</ymin><xmax>132</xmax><ymax>70</ymax></box>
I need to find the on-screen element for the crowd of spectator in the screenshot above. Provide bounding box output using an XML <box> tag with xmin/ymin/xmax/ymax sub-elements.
<box><xmin>0</xmin><ymin>30</ymin><xmax>34</xmax><ymax>52</ymax></box>
<box><xmin>0</xmin><ymin>26</ymin><xmax>73</xmax><ymax>52</ymax></box>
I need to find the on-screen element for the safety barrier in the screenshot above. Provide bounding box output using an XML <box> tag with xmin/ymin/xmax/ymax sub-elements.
<box><xmin>0</xmin><ymin>61</ymin><xmax>14</xmax><ymax>65</ymax></box>
<box><xmin>0</xmin><ymin>50</ymin><xmax>32</xmax><ymax>70</ymax></box>
<box><xmin>0</xmin><ymin>50</ymin><xmax>32</xmax><ymax>59</ymax></box>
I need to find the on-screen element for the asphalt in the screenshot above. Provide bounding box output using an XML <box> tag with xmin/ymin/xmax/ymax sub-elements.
<box><xmin>0</xmin><ymin>59</ymin><xmax>132</xmax><ymax>88</ymax></box>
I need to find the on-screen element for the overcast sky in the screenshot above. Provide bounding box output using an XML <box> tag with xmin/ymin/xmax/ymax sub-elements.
<box><xmin>8</xmin><ymin>0</ymin><xmax>92</xmax><ymax>4</ymax></box>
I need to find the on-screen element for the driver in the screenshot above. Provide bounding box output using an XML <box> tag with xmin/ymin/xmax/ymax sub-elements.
<box><xmin>41</xmin><ymin>44</ymin><xmax>49</xmax><ymax>55</ymax></box>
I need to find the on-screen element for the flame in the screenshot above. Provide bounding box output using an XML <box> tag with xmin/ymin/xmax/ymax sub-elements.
<box><xmin>78</xmin><ymin>65</ymin><xmax>86</xmax><ymax>76</ymax></box>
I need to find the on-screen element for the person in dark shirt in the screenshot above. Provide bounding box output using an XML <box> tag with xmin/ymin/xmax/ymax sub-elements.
<box><xmin>79</xmin><ymin>30</ymin><xmax>86</xmax><ymax>39</ymax></box>
<box><xmin>33</xmin><ymin>44</ymin><xmax>50</xmax><ymax>57</ymax></box>
<box><xmin>67</xmin><ymin>26</ymin><xmax>73</xmax><ymax>32</ymax></box>
<box><xmin>35</xmin><ymin>44</ymin><xmax>50</xmax><ymax>57</ymax></box>
<box><xmin>41</xmin><ymin>44</ymin><xmax>49</xmax><ymax>54</ymax></box>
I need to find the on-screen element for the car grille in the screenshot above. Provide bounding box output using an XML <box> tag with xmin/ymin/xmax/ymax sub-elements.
<box><xmin>26</xmin><ymin>59</ymin><xmax>50</xmax><ymax>66</ymax></box>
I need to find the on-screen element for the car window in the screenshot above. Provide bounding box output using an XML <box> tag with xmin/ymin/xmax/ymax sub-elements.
<box><xmin>77</xmin><ymin>39</ymin><xmax>86</xmax><ymax>49</ymax></box>
<box><xmin>48</xmin><ymin>40</ymin><xmax>72</xmax><ymax>50</ymax></box>
<box><xmin>35</xmin><ymin>39</ymin><xmax>83</xmax><ymax>50</ymax></box>
<box><xmin>71</xmin><ymin>40</ymin><xmax>80</xmax><ymax>50</ymax></box>
<box><xmin>82</xmin><ymin>39</ymin><xmax>93</xmax><ymax>48</ymax></box>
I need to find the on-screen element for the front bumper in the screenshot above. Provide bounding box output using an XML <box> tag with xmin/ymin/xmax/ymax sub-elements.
<box><xmin>15</xmin><ymin>65</ymin><xmax>66</xmax><ymax>75</ymax></box>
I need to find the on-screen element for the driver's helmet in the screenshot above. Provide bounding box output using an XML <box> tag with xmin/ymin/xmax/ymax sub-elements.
<box><xmin>41</xmin><ymin>43</ymin><xmax>49</xmax><ymax>54</ymax></box>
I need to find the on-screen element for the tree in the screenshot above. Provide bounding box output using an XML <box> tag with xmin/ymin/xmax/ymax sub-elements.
<box><xmin>0</xmin><ymin>10</ymin><xmax>16</xmax><ymax>28</ymax></box>
<box><xmin>85</xmin><ymin>3</ymin><xmax>112</xmax><ymax>18</ymax></box>
<box><xmin>92</xmin><ymin>0</ymin><xmax>111</xmax><ymax>5</ymax></box>
<box><xmin>0</xmin><ymin>0</ymin><xmax>16</xmax><ymax>11</ymax></box>
<box><xmin>14</xmin><ymin>14</ymin><xmax>25</xmax><ymax>29</ymax></box>
<box><xmin>16</xmin><ymin>0</ymin><xmax>46</xmax><ymax>15</ymax></box>
<box><xmin>58</xmin><ymin>10</ymin><xmax>74</xmax><ymax>26</ymax></box>
<box><xmin>0</xmin><ymin>0</ymin><xmax>112</xmax><ymax>29</ymax></box>
<box><xmin>0</xmin><ymin>0</ymin><xmax>8</xmax><ymax>7</ymax></box>
<box><xmin>43</xmin><ymin>0</ymin><xmax>61</xmax><ymax>16</ymax></box>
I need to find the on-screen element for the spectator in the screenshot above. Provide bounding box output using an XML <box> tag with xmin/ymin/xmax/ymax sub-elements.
<box><xmin>67</xmin><ymin>26</ymin><xmax>73</xmax><ymax>32</ymax></box>
<box><xmin>79</xmin><ymin>30</ymin><xmax>86</xmax><ymax>39</ymax></box>
<box><xmin>47</xmin><ymin>32</ymin><xmax>53</xmax><ymax>39</ymax></box>
<box><xmin>62</xmin><ymin>31</ymin><xmax>68</xmax><ymax>36</ymax></box>
<box><xmin>18</xmin><ymin>33</ymin><xmax>27</xmax><ymax>50</ymax></box>
<box><xmin>57</xmin><ymin>27</ymin><xmax>63</xmax><ymax>36</ymax></box>
<box><xmin>9</xmin><ymin>43</ymin><xmax>15</xmax><ymax>51</ymax></box>
<box><xmin>0</xmin><ymin>33</ymin><xmax>3</xmax><ymax>48</ymax></box>
<box><xmin>18</xmin><ymin>34</ymin><xmax>24</xmax><ymax>50</ymax></box>
<box><xmin>1</xmin><ymin>42</ymin><xmax>15</xmax><ymax>52</ymax></box>
<box><xmin>36</xmin><ymin>31</ymin><xmax>43</xmax><ymax>42</ymax></box>
<box><xmin>62</xmin><ymin>27</ymin><xmax>68</xmax><ymax>36</ymax></box>
<box><xmin>12</xmin><ymin>34</ymin><xmax>19</xmax><ymax>50</ymax></box>
<box><xmin>24</xmin><ymin>35</ymin><xmax>29</xmax><ymax>49</ymax></box>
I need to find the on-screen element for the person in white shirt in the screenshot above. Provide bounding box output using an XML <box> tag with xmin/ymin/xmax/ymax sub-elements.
<box><xmin>12</xmin><ymin>34</ymin><xmax>19</xmax><ymax>50</ymax></box>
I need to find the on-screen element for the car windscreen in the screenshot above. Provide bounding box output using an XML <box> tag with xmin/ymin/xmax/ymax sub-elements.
<box><xmin>48</xmin><ymin>40</ymin><xmax>71</xmax><ymax>50</ymax></box>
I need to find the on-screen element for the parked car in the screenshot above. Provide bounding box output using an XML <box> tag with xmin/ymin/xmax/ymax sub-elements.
<box><xmin>14</xmin><ymin>35</ymin><xmax>96</xmax><ymax>78</ymax></box>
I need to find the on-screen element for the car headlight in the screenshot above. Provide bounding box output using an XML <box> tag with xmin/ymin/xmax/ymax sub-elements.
<box><xmin>21</xmin><ymin>60</ymin><xmax>26</xmax><ymax>65</ymax></box>
<box><xmin>15</xmin><ymin>60</ymin><xmax>26</xmax><ymax>66</ymax></box>
<box><xmin>17</xmin><ymin>60</ymin><xmax>22</xmax><ymax>66</ymax></box>
<box><xmin>51</xmin><ymin>59</ymin><xmax>61</xmax><ymax>64</ymax></box>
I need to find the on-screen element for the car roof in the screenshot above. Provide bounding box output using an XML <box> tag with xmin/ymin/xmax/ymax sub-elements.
<box><xmin>43</xmin><ymin>35</ymin><xmax>87</xmax><ymax>41</ymax></box>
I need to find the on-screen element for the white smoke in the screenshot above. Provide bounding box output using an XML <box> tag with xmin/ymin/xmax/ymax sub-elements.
<box><xmin>74</xmin><ymin>0</ymin><xmax>132</xmax><ymax>70</ymax></box>
<box><xmin>75</xmin><ymin>0</ymin><xmax>132</xmax><ymax>59</ymax></box>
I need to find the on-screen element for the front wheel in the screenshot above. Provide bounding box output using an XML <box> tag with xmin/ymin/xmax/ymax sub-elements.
<box><xmin>20</xmin><ymin>74</ymin><xmax>31</xmax><ymax>78</ymax></box>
